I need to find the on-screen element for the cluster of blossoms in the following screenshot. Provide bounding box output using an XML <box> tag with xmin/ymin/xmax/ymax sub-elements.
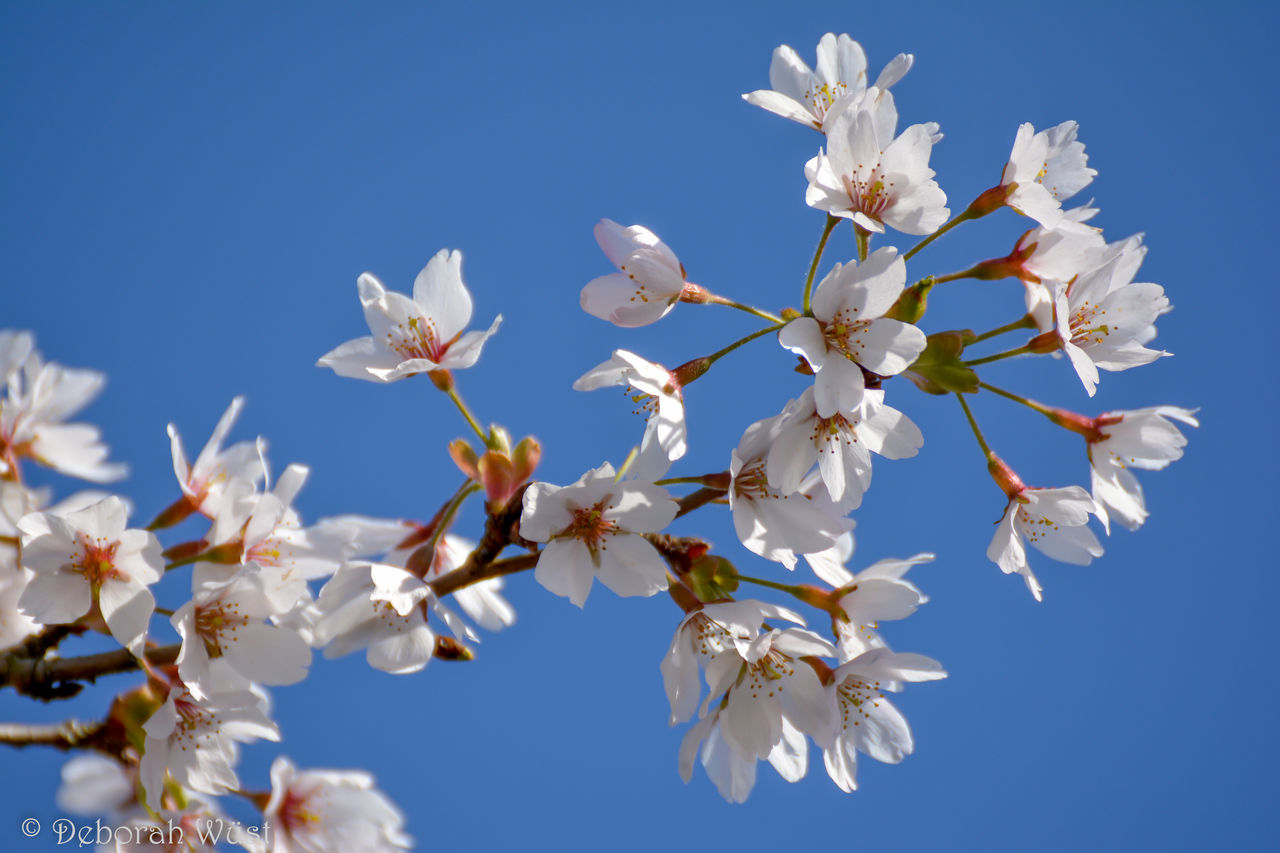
<box><xmin>1</xmin><ymin>27</ymin><xmax>1196</xmax><ymax>842</ymax></box>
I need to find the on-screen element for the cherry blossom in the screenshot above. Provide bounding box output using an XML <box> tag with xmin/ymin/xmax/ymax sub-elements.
<box><xmin>244</xmin><ymin>756</ymin><xmax>412</xmax><ymax>853</ymax></box>
<box><xmin>580</xmin><ymin>220</ymin><xmax>689</xmax><ymax>327</ymax></box>
<box><xmin>679</xmin><ymin>707</ymin><xmax>810</xmax><ymax>803</ymax></box>
<box><xmin>17</xmin><ymin>495</ymin><xmax>162</xmax><ymax>654</ymax></box>
<box><xmin>520</xmin><ymin>462</ymin><xmax>677</xmax><ymax>607</ymax></box>
<box><xmin>317</xmin><ymin>249</ymin><xmax>501</xmax><ymax>382</ymax></box>
<box><xmin>987</xmin><ymin>485</ymin><xmax>1103</xmax><ymax>601</ymax></box>
<box><xmin>573</xmin><ymin>349</ymin><xmax>686</xmax><ymax>480</ymax></box>
<box><xmin>779</xmin><ymin>247</ymin><xmax>926</xmax><ymax>417</ymax></box>
<box><xmin>818</xmin><ymin>648</ymin><xmax>946</xmax><ymax>793</ymax></box>
<box><xmin>166</xmin><ymin>396</ymin><xmax>265</xmax><ymax>521</ymax></box>
<box><xmin>1086</xmin><ymin>406</ymin><xmax>1198</xmax><ymax>533</ymax></box>
<box><xmin>742</xmin><ymin>32</ymin><xmax>912</xmax><ymax>133</ymax></box>
<box><xmin>805</xmin><ymin>95</ymin><xmax>948</xmax><ymax>234</ymax></box>
<box><xmin>139</xmin><ymin>685</ymin><xmax>280</xmax><ymax>810</ymax></box>
<box><xmin>1000</xmin><ymin>121</ymin><xmax>1095</xmax><ymax>227</ymax></box>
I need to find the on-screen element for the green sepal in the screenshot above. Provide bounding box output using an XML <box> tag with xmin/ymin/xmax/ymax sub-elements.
<box><xmin>905</xmin><ymin>330</ymin><xmax>979</xmax><ymax>395</ymax></box>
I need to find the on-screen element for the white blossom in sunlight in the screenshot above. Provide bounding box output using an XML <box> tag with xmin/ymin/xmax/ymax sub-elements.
<box><xmin>17</xmin><ymin>496</ymin><xmax>161</xmax><ymax>655</ymax></box>
<box><xmin>779</xmin><ymin>248</ymin><xmax>926</xmax><ymax>418</ymax></box>
<box><xmin>167</xmin><ymin>396</ymin><xmax>266</xmax><ymax>520</ymax></box>
<box><xmin>521</xmin><ymin>462</ymin><xmax>677</xmax><ymax>607</ymax></box>
<box><xmin>240</xmin><ymin>756</ymin><xmax>412</xmax><ymax>853</ymax></box>
<box><xmin>140</xmin><ymin>685</ymin><xmax>280</xmax><ymax>810</ymax></box>
<box><xmin>581</xmin><ymin>220</ymin><xmax>689</xmax><ymax>328</ymax></box>
<box><xmin>679</xmin><ymin>706</ymin><xmax>811</xmax><ymax>803</ymax></box>
<box><xmin>1001</xmin><ymin>121</ymin><xmax>1095</xmax><ymax>227</ymax></box>
<box><xmin>742</xmin><ymin>32</ymin><xmax>912</xmax><ymax>132</ymax></box>
<box><xmin>987</xmin><ymin>486</ymin><xmax>1103</xmax><ymax>602</ymax></box>
<box><xmin>819</xmin><ymin>648</ymin><xmax>946</xmax><ymax>793</ymax></box>
<box><xmin>805</xmin><ymin>93</ymin><xmax>948</xmax><ymax>234</ymax></box>
<box><xmin>1087</xmin><ymin>406</ymin><xmax>1198</xmax><ymax>534</ymax></box>
<box><xmin>317</xmin><ymin>249</ymin><xmax>502</xmax><ymax>382</ymax></box>
<box><xmin>56</xmin><ymin>753</ymin><xmax>134</xmax><ymax>816</ymax></box>
<box><xmin>573</xmin><ymin>349</ymin><xmax>686</xmax><ymax>480</ymax></box>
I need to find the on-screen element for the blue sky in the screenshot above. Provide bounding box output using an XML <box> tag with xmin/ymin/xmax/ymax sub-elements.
<box><xmin>2</xmin><ymin>2</ymin><xmax>1276</xmax><ymax>850</ymax></box>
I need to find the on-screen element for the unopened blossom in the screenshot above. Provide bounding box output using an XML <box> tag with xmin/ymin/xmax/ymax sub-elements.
<box><xmin>17</xmin><ymin>495</ymin><xmax>161</xmax><ymax>655</ymax></box>
<box><xmin>730</xmin><ymin>413</ymin><xmax>852</xmax><ymax>569</ymax></box>
<box><xmin>166</xmin><ymin>396</ymin><xmax>265</xmax><ymax>520</ymax></box>
<box><xmin>313</xmin><ymin>561</ymin><xmax>469</xmax><ymax>674</ymax></box>
<box><xmin>1000</xmin><ymin>121</ymin><xmax>1095</xmax><ymax>228</ymax></box>
<box><xmin>573</xmin><ymin>349</ymin><xmax>686</xmax><ymax>479</ymax></box>
<box><xmin>662</xmin><ymin>600</ymin><xmax>807</xmax><ymax>725</ymax></box>
<box><xmin>140</xmin><ymin>685</ymin><xmax>280</xmax><ymax>811</ymax></box>
<box><xmin>520</xmin><ymin>462</ymin><xmax>677</xmax><ymax>607</ymax></box>
<box><xmin>766</xmin><ymin>386</ymin><xmax>922</xmax><ymax>510</ymax></box>
<box><xmin>679</xmin><ymin>706</ymin><xmax>810</xmax><ymax>803</ymax></box>
<box><xmin>244</xmin><ymin>756</ymin><xmax>412</xmax><ymax>853</ymax></box>
<box><xmin>317</xmin><ymin>249</ymin><xmax>501</xmax><ymax>382</ymax></box>
<box><xmin>171</xmin><ymin>566</ymin><xmax>312</xmax><ymax>698</ymax></box>
<box><xmin>819</xmin><ymin>648</ymin><xmax>946</xmax><ymax>793</ymax></box>
<box><xmin>987</xmin><ymin>483</ymin><xmax>1103</xmax><ymax>602</ymax></box>
<box><xmin>742</xmin><ymin>32</ymin><xmax>912</xmax><ymax>132</ymax></box>
<box><xmin>1086</xmin><ymin>406</ymin><xmax>1198</xmax><ymax>533</ymax></box>
<box><xmin>581</xmin><ymin>220</ymin><xmax>689</xmax><ymax>328</ymax></box>
<box><xmin>779</xmin><ymin>247</ymin><xmax>926</xmax><ymax>417</ymax></box>
<box><xmin>805</xmin><ymin>95</ymin><xmax>948</xmax><ymax>234</ymax></box>
<box><xmin>0</xmin><ymin>345</ymin><xmax>127</xmax><ymax>483</ymax></box>
<box><xmin>1047</xmin><ymin>241</ymin><xmax>1170</xmax><ymax>396</ymax></box>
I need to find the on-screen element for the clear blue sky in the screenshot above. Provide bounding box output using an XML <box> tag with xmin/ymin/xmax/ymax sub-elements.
<box><xmin>2</xmin><ymin>2</ymin><xmax>1276</xmax><ymax>850</ymax></box>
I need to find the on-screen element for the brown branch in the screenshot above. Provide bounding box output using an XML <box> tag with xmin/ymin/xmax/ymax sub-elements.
<box><xmin>1</xmin><ymin>643</ymin><xmax>180</xmax><ymax>701</ymax></box>
<box><xmin>675</xmin><ymin>486</ymin><xmax>727</xmax><ymax>519</ymax></box>
<box><xmin>427</xmin><ymin>485</ymin><xmax>534</xmax><ymax>597</ymax></box>
<box><xmin>0</xmin><ymin>718</ymin><xmax>108</xmax><ymax>751</ymax></box>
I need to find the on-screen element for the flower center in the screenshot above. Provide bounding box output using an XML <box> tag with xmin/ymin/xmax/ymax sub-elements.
<box><xmin>732</xmin><ymin>458</ymin><xmax>775</xmax><ymax>501</ymax></box>
<box><xmin>562</xmin><ymin>498</ymin><xmax>618</xmax><ymax>553</ymax></box>
<box><xmin>194</xmin><ymin>599</ymin><xmax>252</xmax><ymax>659</ymax></box>
<box><xmin>836</xmin><ymin>676</ymin><xmax>886</xmax><ymax>729</ymax></box>
<box><xmin>821</xmin><ymin>308</ymin><xmax>874</xmax><ymax>364</ymax></box>
<box><xmin>74</xmin><ymin>536</ymin><xmax>122</xmax><ymax>589</ymax></box>
<box><xmin>842</xmin><ymin>168</ymin><xmax>895</xmax><ymax>220</ymax></box>
<box><xmin>387</xmin><ymin>315</ymin><xmax>450</xmax><ymax>362</ymax></box>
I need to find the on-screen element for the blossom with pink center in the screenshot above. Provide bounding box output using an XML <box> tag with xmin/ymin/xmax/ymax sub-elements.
<box><xmin>1085</xmin><ymin>406</ymin><xmax>1198</xmax><ymax>534</ymax></box>
<box><xmin>520</xmin><ymin>462</ymin><xmax>677</xmax><ymax>607</ymax></box>
<box><xmin>742</xmin><ymin>32</ymin><xmax>912</xmax><ymax>133</ymax></box>
<box><xmin>139</xmin><ymin>685</ymin><xmax>280</xmax><ymax>811</ymax></box>
<box><xmin>1000</xmin><ymin>121</ymin><xmax>1096</xmax><ymax>227</ymax></box>
<box><xmin>17</xmin><ymin>495</ymin><xmax>161</xmax><ymax>655</ymax></box>
<box><xmin>166</xmin><ymin>396</ymin><xmax>265</xmax><ymax>521</ymax></box>
<box><xmin>779</xmin><ymin>247</ymin><xmax>926</xmax><ymax>418</ymax></box>
<box><xmin>804</xmin><ymin>95</ymin><xmax>948</xmax><ymax>234</ymax></box>
<box><xmin>317</xmin><ymin>249</ymin><xmax>502</xmax><ymax>382</ymax></box>
<box><xmin>248</xmin><ymin>756</ymin><xmax>411</xmax><ymax>853</ymax></box>
<box><xmin>580</xmin><ymin>220</ymin><xmax>689</xmax><ymax>328</ymax></box>
<box><xmin>987</xmin><ymin>484</ymin><xmax>1103</xmax><ymax>602</ymax></box>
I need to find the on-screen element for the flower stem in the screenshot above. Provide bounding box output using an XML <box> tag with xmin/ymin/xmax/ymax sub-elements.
<box><xmin>977</xmin><ymin>382</ymin><xmax>1055</xmax><ymax>417</ymax></box>
<box><xmin>803</xmin><ymin>215</ymin><xmax>839</xmax><ymax>315</ymax></box>
<box><xmin>446</xmin><ymin>387</ymin><xmax>490</xmax><ymax>446</ymax></box>
<box><xmin>955</xmin><ymin>392</ymin><xmax>993</xmax><ymax>459</ymax></box>
<box><xmin>971</xmin><ymin>314</ymin><xmax>1036</xmax><ymax>345</ymax></box>
<box><xmin>903</xmin><ymin>209</ymin><xmax>975</xmax><ymax>262</ymax></box>
<box><xmin>705</xmin><ymin>323</ymin><xmax>786</xmax><ymax>367</ymax></box>
<box><xmin>964</xmin><ymin>344</ymin><xmax>1033</xmax><ymax>367</ymax></box>
<box><xmin>854</xmin><ymin>222</ymin><xmax>870</xmax><ymax>261</ymax></box>
<box><xmin>736</xmin><ymin>573</ymin><xmax>803</xmax><ymax>596</ymax></box>
<box><xmin>707</xmin><ymin>296</ymin><xmax>784</xmax><ymax>324</ymax></box>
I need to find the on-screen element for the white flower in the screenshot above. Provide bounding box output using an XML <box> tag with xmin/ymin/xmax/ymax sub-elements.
<box><xmin>248</xmin><ymin>756</ymin><xmax>412</xmax><ymax>853</ymax></box>
<box><xmin>742</xmin><ymin>32</ymin><xmax>912</xmax><ymax>133</ymax></box>
<box><xmin>819</xmin><ymin>648</ymin><xmax>946</xmax><ymax>793</ymax></box>
<box><xmin>520</xmin><ymin>463</ymin><xmax>677</xmax><ymax>607</ymax></box>
<box><xmin>766</xmin><ymin>387</ymin><xmax>922</xmax><ymax>510</ymax></box>
<box><xmin>1001</xmin><ymin>121</ymin><xmax>1096</xmax><ymax>227</ymax></box>
<box><xmin>661</xmin><ymin>600</ymin><xmax>807</xmax><ymax>726</ymax></box>
<box><xmin>426</xmin><ymin>534</ymin><xmax>515</xmax><ymax>632</ymax></box>
<box><xmin>987</xmin><ymin>485</ymin><xmax>1103</xmax><ymax>602</ymax></box>
<box><xmin>56</xmin><ymin>754</ymin><xmax>135</xmax><ymax>816</ymax></box>
<box><xmin>1087</xmin><ymin>406</ymin><xmax>1198</xmax><ymax>533</ymax></box>
<box><xmin>0</xmin><ymin>346</ymin><xmax>127</xmax><ymax>483</ymax></box>
<box><xmin>573</xmin><ymin>350</ymin><xmax>686</xmax><ymax>480</ymax></box>
<box><xmin>139</xmin><ymin>686</ymin><xmax>280</xmax><ymax>811</ymax></box>
<box><xmin>166</xmin><ymin>396</ymin><xmax>265</xmax><ymax>520</ymax></box>
<box><xmin>678</xmin><ymin>706</ymin><xmax>809</xmax><ymax>803</ymax></box>
<box><xmin>805</xmin><ymin>96</ymin><xmax>948</xmax><ymax>234</ymax></box>
<box><xmin>729</xmin><ymin>413</ymin><xmax>853</xmax><ymax>569</ymax></box>
<box><xmin>317</xmin><ymin>249</ymin><xmax>502</xmax><ymax>382</ymax></box>
<box><xmin>779</xmin><ymin>247</ymin><xmax>926</xmax><ymax>417</ymax></box>
<box><xmin>171</xmin><ymin>566</ymin><xmax>312</xmax><ymax>698</ymax></box>
<box><xmin>580</xmin><ymin>220</ymin><xmax>688</xmax><ymax>327</ymax></box>
<box><xmin>1048</xmin><ymin>239</ymin><xmax>1171</xmax><ymax>396</ymax></box>
<box><xmin>17</xmin><ymin>496</ymin><xmax>161</xmax><ymax>655</ymax></box>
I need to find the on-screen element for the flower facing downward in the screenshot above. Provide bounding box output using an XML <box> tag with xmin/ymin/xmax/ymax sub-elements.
<box><xmin>580</xmin><ymin>220</ymin><xmax>689</xmax><ymax>328</ymax></box>
<box><xmin>1000</xmin><ymin>121</ymin><xmax>1096</xmax><ymax>228</ymax></box>
<box><xmin>742</xmin><ymin>32</ymin><xmax>913</xmax><ymax>133</ymax></box>
<box><xmin>1085</xmin><ymin>406</ymin><xmax>1198</xmax><ymax>534</ymax></box>
<box><xmin>520</xmin><ymin>463</ymin><xmax>677</xmax><ymax>607</ymax></box>
<box><xmin>986</xmin><ymin>476</ymin><xmax>1103</xmax><ymax>602</ymax></box>
<box><xmin>573</xmin><ymin>350</ymin><xmax>687</xmax><ymax>480</ymax></box>
<box><xmin>317</xmin><ymin>249</ymin><xmax>502</xmax><ymax>383</ymax></box>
